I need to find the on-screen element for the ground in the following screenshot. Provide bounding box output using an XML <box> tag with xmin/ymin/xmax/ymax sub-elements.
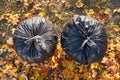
<box><xmin>0</xmin><ymin>0</ymin><xmax>120</xmax><ymax>80</ymax></box>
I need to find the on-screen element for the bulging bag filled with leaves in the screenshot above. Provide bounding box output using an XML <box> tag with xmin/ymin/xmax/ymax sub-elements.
<box><xmin>13</xmin><ymin>17</ymin><xmax>57</xmax><ymax>63</ymax></box>
<box><xmin>61</xmin><ymin>15</ymin><xmax>108</xmax><ymax>65</ymax></box>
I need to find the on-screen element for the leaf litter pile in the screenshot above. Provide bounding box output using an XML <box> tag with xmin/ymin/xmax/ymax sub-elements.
<box><xmin>0</xmin><ymin>0</ymin><xmax>120</xmax><ymax>80</ymax></box>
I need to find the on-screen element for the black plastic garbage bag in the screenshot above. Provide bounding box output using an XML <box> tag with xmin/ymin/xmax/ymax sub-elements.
<box><xmin>61</xmin><ymin>15</ymin><xmax>107</xmax><ymax>65</ymax></box>
<box><xmin>13</xmin><ymin>17</ymin><xmax>57</xmax><ymax>63</ymax></box>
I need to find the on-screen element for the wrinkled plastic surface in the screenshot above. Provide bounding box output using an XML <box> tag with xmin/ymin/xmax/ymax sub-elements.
<box><xmin>61</xmin><ymin>15</ymin><xmax>107</xmax><ymax>65</ymax></box>
<box><xmin>13</xmin><ymin>17</ymin><xmax>57</xmax><ymax>63</ymax></box>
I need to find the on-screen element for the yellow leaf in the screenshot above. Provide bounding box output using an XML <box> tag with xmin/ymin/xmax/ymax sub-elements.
<box><xmin>0</xmin><ymin>13</ymin><xmax>9</xmax><ymax>20</ymax></box>
<box><xmin>109</xmin><ymin>50</ymin><xmax>115</xmax><ymax>57</ymax></box>
<box><xmin>0</xmin><ymin>72</ymin><xmax>3</xmax><ymax>77</ymax></box>
<box><xmin>62</xmin><ymin>70</ymin><xmax>68</xmax><ymax>78</ymax></box>
<box><xmin>91</xmin><ymin>63</ymin><xmax>95</xmax><ymax>69</ymax></box>
<box><xmin>101</xmin><ymin>0</ymin><xmax>107</xmax><ymax>2</ymax></box>
<box><xmin>11</xmin><ymin>28</ymin><xmax>16</xmax><ymax>34</ymax></box>
<box><xmin>55</xmin><ymin>13</ymin><xmax>62</xmax><ymax>19</ymax></box>
<box><xmin>62</xmin><ymin>70</ymin><xmax>74</xmax><ymax>79</ymax></box>
<box><xmin>77</xmin><ymin>66</ymin><xmax>84</xmax><ymax>72</ymax></box>
<box><xmin>113</xmin><ymin>8</ymin><xmax>120</xmax><ymax>13</ymax></box>
<box><xmin>5</xmin><ymin>64</ymin><xmax>13</xmax><ymax>70</ymax></box>
<box><xmin>115</xmin><ymin>72</ymin><xmax>120</xmax><ymax>79</ymax></box>
<box><xmin>6</xmin><ymin>37</ymin><xmax>13</xmax><ymax>46</ymax></box>
<box><xmin>56</xmin><ymin>42</ymin><xmax>62</xmax><ymax>58</ymax></box>
<box><xmin>35</xmin><ymin>67</ymin><xmax>41</xmax><ymax>72</ymax></box>
<box><xmin>34</xmin><ymin>71</ymin><xmax>40</xmax><ymax>79</ymax></box>
<box><xmin>25</xmin><ymin>65</ymin><xmax>30</xmax><ymax>75</ymax></box>
<box><xmin>115</xmin><ymin>44</ymin><xmax>120</xmax><ymax>51</ymax></box>
<box><xmin>104</xmin><ymin>8</ymin><xmax>110</xmax><ymax>15</ymax></box>
<box><xmin>76</xmin><ymin>0</ymin><xmax>84</xmax><ymax>8</ymax></box>
<box><xmin>18</xmin><ymin>74</ymin><xmax>28</xmax><ymax>80</ymax></box>
<box><xmin>9</xmin><ymin>68</ymin><xmax>17</xmax><ymax>77</ymax></box>
<box><xmin>109</xmin><ymin>32</ymin><xmax>114</xmax><ymax>38</ymax></box>
<box><xmin>38</xmin><ymin>12</ymin><xmax>46</xmax><ymax>17</ymax></box>
<box><xmin>25</xmin><ymin>12</ymin><xmax>33</xmax><ymax>18</ymax></box>
<box><xmin>102</xmin><ymin>57</ymin><xmax>108</xmax><ymax>63</ymax></box>
<box><xmin>51</xmin><ymin>63</ymin><xmax>58</xmax><ymax>69</ymax></box>
<box><xmin>9</xmin><ymin>14</ymin><xmax>19</xmax><ymax>25</ymax></box>
<box><xmin>52</xmin><ymin>56</ymin><xmax>56</xmax><ymax>63</ymax></box>
<box><xmin>74</xmin><ymin>75</ymin><xmax>79</xmax><ymax>80</ymax></box>
<box><xmin>90</xmin><ymin>63</ymin><xmax>98</xmax><ymax>69</ymax></box>
<box><xmin>85</xmin><ymin>9</ymin><xmax>95</xmax><ymax>16</ymax></box>
<box><xmin>66</xmin><ymin>61</ymin><xmax>73</xmax><ymax>71</ymax></box>
<box><xmin>83</xmin><ymin>72</ymin><xmax>90</xmax><ymax>79</ymax></box>
<box><xmin>92</xmin><ymin>70</ymin><xmax>97</xmax><ymax>78</ymax></box>
<box><xmin>1</xmin><ymin>44</ymin><xmax>9</xmax><ymax>49</ymax></box>
<box><xmin>9</xmin><ymin>14</ymin><xmax>14</xmax><ymax>19</ymax></box>
<box><xmin>18</xmin><ymin>75</ymin><xmax>24</xmax><ymax>80</ymax></box>
<box><xmin>114</xmin><ymin>27</ymin><xmax>120</xmax><ymax>32</ymax></box>
<box><xmin>2</xmin><ymin>32</ymin><xmax>6</xmax><ymax>37</ymax></box>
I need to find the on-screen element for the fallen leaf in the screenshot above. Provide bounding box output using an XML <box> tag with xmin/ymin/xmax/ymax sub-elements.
<box><xmin>101</xmin><ymin>0</ymin><xmax>107</xmax><ymax>2</ymax></box>
<box><xmin>104</xmin><ymin>8</ymin><xmax>110</xmax><ymax>15</ymax></box>
<box><xmin>38</xmin><ymin>12</ymin><xmax>46</xmax><ymax>17</ymax></box>
<box><xmin>11</xmin><ymin>28</ymin><xmax>16</xmax><ymax>34</ymax></box>
<box><xmin>2</xmin><ymin>32</ymin><xmax>6</xmax><ymax>37</ymax></box>
<box><xmin>8</xmin><ymin>14</ymin><xmax>20</xmax><ymax>25</ymax></box>
<box><xmin>113</xmin><ymin>9</ymin><xmax>120</xmax><ymax>13</ymax></box>
<box><xmin>25</xmin><ymin>65</ymin><xmax>30</xmax><ymax>75</ymax></box>
<box><xmin>85</xmin><ymin>9</ymin><xmax>95</xmax><ymax>16</ymax></box>
<box><xmin>109</xmin><ymin>32</ymin><xmax>114</xmax><ymax>38</ymax></box>
<box><xmin>25</xmin><ymin>12</ymin><xmax>33</xmax><ymax>18</ymax></box>
<box><xmin>83</xmin><ymin>72</ymin><xmax>90</xmax><ymax>79</ymax></box>
<box><xmin>6</xmin><ymin>37</ymin><xmax>13</xmax><ymax>46</ymax></box>
<box><xmin>76</xmin><ymin>0</ymin><xmax>84</xmax><ymax>8</ymax></box>
<box><xmin>77</xmin><ymin>66</ymin><xmax>84</xmax><ymax>72</ymax></box>
<box><xmin>51</xmin><ymin>63</ymin><xmax>58</xmax><ymax>69</ymax></box>
<box><xmin>0</xmin><ymin>71</ymin><xmax>3</xmax><ymax>77</ymax></box>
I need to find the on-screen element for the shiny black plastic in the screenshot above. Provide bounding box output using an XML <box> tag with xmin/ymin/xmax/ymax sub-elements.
<box><xmin>61</xmin><ymin>15</ymin><xmax>107</xmax><ymax>65</ymax></box>
<box><xmin>13</xmin><ymin>17</ymin><xmax>57</xmax><ymax>63</ymax></box>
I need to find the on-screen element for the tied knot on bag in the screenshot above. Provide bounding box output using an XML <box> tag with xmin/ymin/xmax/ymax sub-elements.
<box><xmin>74</xmin><ymin>15</ymin><xmax>100</xmax><ymax>53</ymax></box>
<box><xmin>24</xmin><ymin>35</ymin><xmax>41</xmax><ymax>45</ymax></box>
<box><xmin>80</xmin><ymin>37</ymin><xmax>90</xmax><ymax>50</ymax></box>
<box><xmin>24</xmin><ymin>35</ymin><xmax>47</xmax><ymax>52</ymax></box>
<box><xmin>80</xmin><ymin>36</ymin><xmax>100</xmax><ymax>53</ymax></box>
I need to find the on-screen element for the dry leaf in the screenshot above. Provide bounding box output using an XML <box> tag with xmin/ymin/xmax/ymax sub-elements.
<box><xmin>101</xmin><ymin>0</ymin><xmax>107</xmax><ymax>2</ymax></box>
<box><xmin>25</xmin><ymin>13</ymin><xmax>33</xmax><ymax>18</ymax></box>
<box><xmin>25</xmin><ymin>65</ymin><xmax>30</xmax><ymax>75</ymax></box>
<box><xmin>115</xmin><ymin>44</ymin><xmax>120</xmax><ymax>51</ymax></box>
<box><xmin>11</xmin><ymin>28</ymin><xmax>16</xmax><ymax>34</ymax></box>
<box><xmin>38</xmin><ymin>12</ymin><xmax>46</xmax><ymax>17</ymax></box>
<box><xmin>8</xmin><ymin>14</ymin><xmax>19</xmax><ymax>25</ymax></box>
<box><xmin>76</xmin><ymin>0</ymin><xmax>84</xmax><ymax>8</ymax></box>
<box><xmin>85</xmin><ymin>9</ymin><xmax>95</xmax><ymax>16</ymax></box>
<box><xmin>77</xmin><ymin>66</ymin><xmax>84</xmax><ymax>72</ymax></box>
<box><xmin>6</xmin><ymin>37</ymin><xmax>13</xmax><ymax>46</ymax></box>
<box><xmin>0</xmin><ymin>71</ymin><xmax>3</xmax><ymax>77</ymax></box>
<box><xmin>104</xmin><ymin>8</ymin><xmax>110</xmax><ymax>15</ymax></box>
<box><xmin>2</xmin><ymin>32</ymin><xmax>6</xmax><ymax>37</ymax></box>
<box><xmin>113</xmin><ymin>9</ymin><xmax>120</xmax><ymax>13</ymax></box>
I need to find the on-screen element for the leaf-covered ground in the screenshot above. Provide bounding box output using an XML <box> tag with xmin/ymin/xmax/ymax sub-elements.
<box><xmin>0</xmin><ymin>0</ymin><xmax>120</xmax><ymax>80</ymax></box>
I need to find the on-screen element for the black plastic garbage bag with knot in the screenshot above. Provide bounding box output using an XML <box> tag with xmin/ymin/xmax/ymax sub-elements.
<box><xmin>61</xmin><ymin>15</ymin><xmax>108</xmax><ymax>65</ymax></box>
<box><xmin>13</xmin><ymin>17</ymin><xmax>57</xmax><ymax>63</ymax></box>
